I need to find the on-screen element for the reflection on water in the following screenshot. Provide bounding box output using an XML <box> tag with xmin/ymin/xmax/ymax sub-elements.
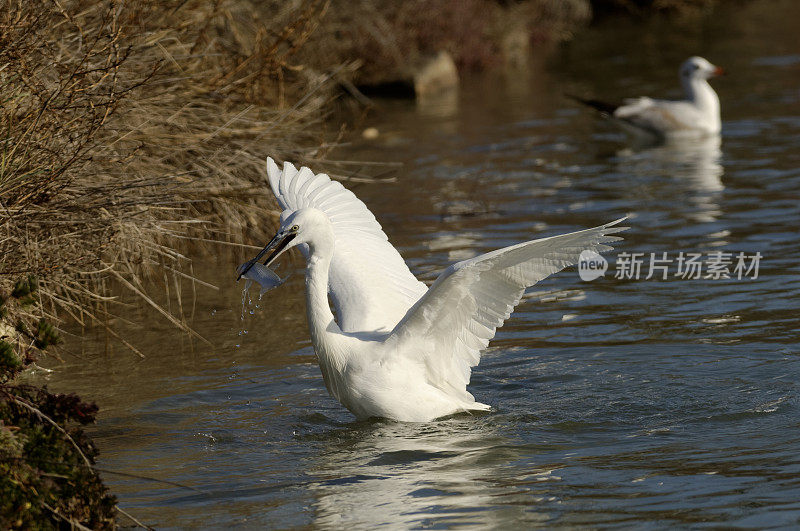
<box><xmin>416</xmin><ymin>88</ymin><xmax>460</xmax><ymax>119</ymax></box>
<box><xmin>32</xmin><ymin>0</ymin><xmax>800</xmax><ymax>527</ymax></box>
<box><xmin>615</xmin><ymin>135</ymin><xmax>724</xmax><ymax>223</ymax></box>
<box><xmin>310</xmin><ymin>418</ymin><xmax>532</xmax><ymax>528</ymax></box>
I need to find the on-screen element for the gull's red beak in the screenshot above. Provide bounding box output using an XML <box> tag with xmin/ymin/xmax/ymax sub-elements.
<box><xmin>713</xmin><ymin>66</ymin><xmax>726</xmax><ymax>77</ymax></box>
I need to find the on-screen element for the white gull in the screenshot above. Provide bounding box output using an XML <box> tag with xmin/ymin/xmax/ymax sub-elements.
<box><xmin>571</xmin><ymin>56</ymin><xmax>724</xmax><ymax>138</ymax></box>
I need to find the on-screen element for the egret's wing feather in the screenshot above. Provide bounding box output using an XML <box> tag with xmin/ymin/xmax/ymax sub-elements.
<box><xmin>267</xmin><ymin>157</ymin><xmax>428</xmax><ymax>333</ymax></box>
<box><xmin>389</xmin><ymin>219</ymin><xmax>627</xmax><ymax>401</ymax></box>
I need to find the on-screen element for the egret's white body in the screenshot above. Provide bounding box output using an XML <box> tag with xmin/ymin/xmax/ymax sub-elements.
<box><xmin>577</xmin><ymin>56</ymin><xmax>723</xmax><ymax>138</ymax></box>
<box><xmin>247</xmin><ymin>158</ymin><xmax>626</xmax><ymax>422</ymax></box>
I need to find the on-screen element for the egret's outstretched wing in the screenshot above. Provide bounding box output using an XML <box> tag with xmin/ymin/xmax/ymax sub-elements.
<box><xmin>266</xmin><ymin>157</ymin><xmax>427</xmax><ymax>333</ymax></box>
<box><xmin>389</xmin><ymin>219</ymin><xmax>627</xmax><ymax>401</ymax></box>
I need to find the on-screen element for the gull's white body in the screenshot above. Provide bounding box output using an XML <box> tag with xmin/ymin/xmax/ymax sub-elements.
<box><xmin>587</xmin><ymin>56</ymin><xmax>722</xmax><ymax>138</ymax></box>
<box><xmin>264</xmin><ymin>158</ymin><xmax>625</xmax><ymax>422</ymax></box>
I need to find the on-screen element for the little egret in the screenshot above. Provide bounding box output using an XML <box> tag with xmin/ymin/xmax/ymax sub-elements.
<box><xmin>238</xmin><ymin>158</ymin><xmax>627</xmax><ymax>422</ymax></box>
<box><xmin>570</xmin><ymin>56</ymin><xmax>724</xmax><ymax>138</ymax></box>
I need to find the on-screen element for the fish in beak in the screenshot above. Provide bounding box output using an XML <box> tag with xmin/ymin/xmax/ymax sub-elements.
<box><xmin>237</xmin><ymin>262</ymin><xmax>289</xmax><ymax>295</ymax></box>
<box><xmin>236</xmin><ymin>230</ymin><xmax>296</xmax><ymax>281</ymax></box>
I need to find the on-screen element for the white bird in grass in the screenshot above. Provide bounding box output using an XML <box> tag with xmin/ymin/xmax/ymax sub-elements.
<box><xmin>238</xmin><ymin>158</ymin><xmax>627</xmax><ymax>422</ymax></box>
<box><xmin>571</xmin><ymin>56</ymin><xmax>724</xmax><ymax>139</ymax></box>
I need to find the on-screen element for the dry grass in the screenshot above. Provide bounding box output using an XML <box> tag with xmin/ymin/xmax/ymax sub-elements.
<box><xmin>0</xmin><ymin>0</ymin><xmax>339</xmax><ymax>354</ymax></box>
<box><xmin>297</xmin><ymin>0</ymin><xmax>591</xmax><ymax>88</ymax></box>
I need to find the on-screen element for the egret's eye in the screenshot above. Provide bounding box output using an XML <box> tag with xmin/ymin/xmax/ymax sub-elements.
<box><xmin>291</xmin><ymin>224</ymin><xmax>299</xmax><ymax>232</ymax></box>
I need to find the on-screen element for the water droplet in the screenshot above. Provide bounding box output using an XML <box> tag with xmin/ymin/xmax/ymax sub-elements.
<box><xmin>197</xmin><ymin>432</ymin><xmax>217</xmax><ymax>444</ymax></box>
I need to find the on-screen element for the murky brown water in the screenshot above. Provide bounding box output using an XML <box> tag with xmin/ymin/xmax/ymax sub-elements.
<box><xmin>34</xmin><ymin>1</ymin><xmax>800</xmax><ymax>527</ymax></box>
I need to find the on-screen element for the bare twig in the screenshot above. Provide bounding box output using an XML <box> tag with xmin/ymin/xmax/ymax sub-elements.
<box><xmin>10</xmin><ymin>394</ymin><xmax>92</xmax><ymax>468</ymax></box>
<box><xmin>115</xmin><ymin>506</ymin><xmax>155</xmax><ymax>530</ymax></box>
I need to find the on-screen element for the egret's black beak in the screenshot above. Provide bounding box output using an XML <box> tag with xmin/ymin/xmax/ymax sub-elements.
<box><xmin>237</xmin><ymin>231</ymin><xmax>296</xmax><ymax>281</ymax></box>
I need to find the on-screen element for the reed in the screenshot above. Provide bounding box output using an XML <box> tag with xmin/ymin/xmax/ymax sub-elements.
<box><xmin>0</xmin><ymin>0</ymin><xmax>337</xmax><ymax>355</ymax></box>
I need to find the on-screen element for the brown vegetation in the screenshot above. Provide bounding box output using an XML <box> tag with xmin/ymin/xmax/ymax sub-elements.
<box><xmin>302</xmin><ymin>0</ymin><xmax>591</xmax><ymax>89</ymax></box>
<box><xmin>0</xmin><ymin>0</ymin><xmax>339</xmax><ymax>353</ymax></box>
<box><xmin>591</xmin><ymin>0</ymin><xmax>719</xmax><ymax>17</ymax></box>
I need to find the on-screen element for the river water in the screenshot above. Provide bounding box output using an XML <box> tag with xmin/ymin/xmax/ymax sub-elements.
<box><xmin>37</xmin><ymin>1</ymin><xmax>800</xmax><ymax>528</ymax></box>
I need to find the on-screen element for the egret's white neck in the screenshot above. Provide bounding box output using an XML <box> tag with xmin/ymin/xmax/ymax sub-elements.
<box><xmin>683</xmin><ymin>76</ymin><xmax>721</xmax><ymax>133</ymax></box>
<box><xmin>303</xmin><ymin>231</ymin><xmax>346</xmax><ymax>370</ymax></box>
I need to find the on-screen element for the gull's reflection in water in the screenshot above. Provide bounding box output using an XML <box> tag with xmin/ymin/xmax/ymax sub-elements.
<box><xmin>617</xmin><ymin>135</ymin><xmax>724</xmax><ymax>224</ymax></box>
<box><xmin>306</xmin><ymin>416</ymin><xmax>550</xmax><ymax>528</ymax></box>
<box><xmin>416</xmin><ymin>88</ymin><xmax>459</xmax><ymax>120</ymax></box>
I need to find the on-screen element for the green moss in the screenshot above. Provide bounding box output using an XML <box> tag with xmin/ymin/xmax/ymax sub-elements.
<box><xmin>17</xmin><ymin>296</ymin><xmax>36</xmax><ymax>308</ymax></box>
<box><xmin>10</xmin><ymin>276</ymin><xmax>37</xmax><ymax>299</ymax></box>
<box><xmin>0</xmin><ymin>341</ymin><xmax>19</xmax><ymax>368</ymax></box>
<box><xmin>13</xmin><ymin>321</ymin><xmax>28</xmax><ymax>336</ymax></box>
<box><xmin>0</xmin><ymin>386</ymin><xmax>116</xmax><ymax>529</ymax></box>
<box><xmin>0</xmin><ymin>341</ymin><xmax>21</xmax><ymax>383</ymax></box>
<box><xmin>1</xmin><ymin>271</ymin><xmax>114</xmax><ymax>527</ymax></box>
<box><xmin>34</xmin><ymin>319</ymin><xmax>60</xmax><ymax>350</ymax></box>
